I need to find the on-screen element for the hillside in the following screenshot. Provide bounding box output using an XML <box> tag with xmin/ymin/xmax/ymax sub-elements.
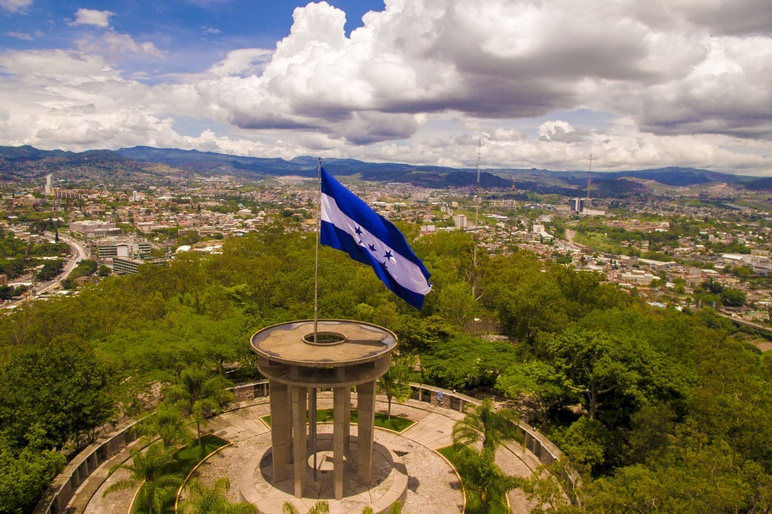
<box><xmin>0</xmin><ymin>145</ymin><xmax>765</xmax><ymax>193</ymax></box>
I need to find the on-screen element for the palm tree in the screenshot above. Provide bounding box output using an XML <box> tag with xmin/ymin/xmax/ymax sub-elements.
<box><xmin>103</xmin><ymin>442</ymin><xmax>178</xmax><ymax>514</ymax></box>
<box><xmin>133</xmin><ymin>403</ymin><xmax>193</xmax><ymax>448</ymax></box>
<box><xmin>179</xmin><ymin>477</ymin><xmax>258</xmax><ymax>514</ymax></box>
<box><xmin>164</xmin><ymin>366</ymin><xmax>234</xmax><ymax>448</ymax></box>
<box><xmin>307</xmin><ymin>501</ymin><xmax>330</xmax><ymax>514</ymax></box>
<box><xmin>452</xmin><ymin>398</ymin><xmax>520</xmax><ymax>455</ymax></box>
<box><xmin>457</xmin><ymin>448</ymin><xmax>522</xmax><ymax>514</ymax></box>
<box><xmin>282</xmin><ymin>501</ymin><xmax>299</xmax><ymax>514</ymax></box>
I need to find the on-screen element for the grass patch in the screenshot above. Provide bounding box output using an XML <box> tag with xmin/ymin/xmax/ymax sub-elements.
<box><xmin>261</xmin><ymin>409</ymin><xmax>414</xmax><ymax>432</ymax></box>
<box><xmin>374</xmin><ymin>412</ymin><xmax>414</xmax><ymax>432</ymax></box>
<box><xmin>132</xmin><ymin>435</ymin><xmax>228</xmax><ymax>514</ymax></box>
<box><xmin>439</xmin><ymin>444</ymin><xmax>511</xmax><ymax>514</ymax></box>
<box><xmin>173</xmin><ymin>434</ymin><xmax>227</xmax><ymax>476</ymax></box>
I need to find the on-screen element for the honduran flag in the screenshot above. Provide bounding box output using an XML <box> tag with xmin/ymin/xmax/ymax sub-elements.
<box><xmin>320</xmin><ymin>167</ymin><xmax>431</xmax><ymax>310</ymax></box>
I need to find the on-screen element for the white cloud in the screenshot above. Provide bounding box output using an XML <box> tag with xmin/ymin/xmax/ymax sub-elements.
<box><xmin>6</xmin><ymin>31</ymin><xmax>34</xmax><ymax>41</ymax></box>
<box><xmin>0</xmin><ymin>0</ymin><xmax>31</xmax><ymax>14</ymax></box>
<box><xmin>186</xmin><ymin>0</ymin><xmax>770</xmax><ymax>152</ymax></box>
<box><xmin>207</xmin><ymin>49</ymin><xmax>272</xmax><ymax>78</ymax></box>
<box><xmin>71</xmin><ymin>8</ymin><xmax>113</xmax><ymax>28</ymax></box>
<box><xmin>0</xmin><ymin>0</ymin><xmax>771</xmax><ymax>175</ymax></box>
<box><xmin>538</xmin><ymin>121</ymin><xmax>586</xmax><ymax>143</ymax></box>
<box><xmin>0</xmin><ymin>49</ymin><xmax>120</xmax><ymax>84</ymax></box>
<box><xmin>75</xmin><ymin>31</ymin><xmax>165</xmax><ymax>60</ymax></box>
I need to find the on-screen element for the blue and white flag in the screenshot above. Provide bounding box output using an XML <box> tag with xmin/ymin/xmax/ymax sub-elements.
<box><xmin>320</xmin><ymin>167</ymin><xmax>431</xmax><ymax>309</ymax></box>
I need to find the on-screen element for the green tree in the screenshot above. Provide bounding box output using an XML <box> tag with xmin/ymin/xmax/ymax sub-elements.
<box><xmin>421</xmin><ymin>335</ymin><xmax>519</xmax><ymax>391</ymax></box>
<box><xmin>164</xmin><ymin>366</ymin><xmax>234</xmax><ymax>448</ymax></box>
<box><xmin>452</xmin><ymin>398</ymin><xmax>520</xmax><ymax>456</ymax></box>
<box><xmin>0</xmin><ymin>339</ymin><xmax>114</xmax><ymax>449</ymax></box>
<box><xmin>179</xmin><ymin>477</ymin><xmax>257</xmax><ymax>514</ymax></box>
<box><xmin>0</xmin><ymin>438</ymin><xmax>66</xmax><ymax>514</ymax></box>
<box><xmin>456</xmin><ymin>447</ymin><xmax>521</xmax><ymax>514</ymax></box>
<box><xmin>496</xmin><ymin>360</ymin><xmax>566</xmax><ymax>428</ymax></box>
<box><xmin>545</xmin><ymin>324</ymin><xmax>681</xmax><ymax>423</ymax></box>
<box><xmin>133</xmin><ymin>404</ymin><xmax>193</xmax><ymax>448</ymax></box>
<box><xmin>378</xmin><ymin>354</ymin><xmax>416</xmax><ymax>420</ymax></box>
<box><xmin>720</xmin><ymin>288</ymin><xmax>746</xmax><ymax>307</ymax></box>
<box><xmin>580</xmin><ymin>433</ymin><xmax>772</xmax><ymax>513</ymax></box>
<box><xmin>103</xmin><ymin>442</ymin><xmax>178</xmax><ymax>514</ymax></box>
<box><xmin>36</xmin><ymin>259</ymin><xmax>64</xmax><ymax>281</ymax></box>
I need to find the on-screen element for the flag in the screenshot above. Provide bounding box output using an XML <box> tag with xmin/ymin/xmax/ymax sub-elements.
<box><xmin>320</xmin><ymin>167</ymin><xmax>431</xmax><ymax>309</ymax></box>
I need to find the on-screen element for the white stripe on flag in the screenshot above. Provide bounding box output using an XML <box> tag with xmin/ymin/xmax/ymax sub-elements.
<box><xmin>322</xmin><ymin>192</ymin><xmax>431</xmax><ymax>296</ymax></box>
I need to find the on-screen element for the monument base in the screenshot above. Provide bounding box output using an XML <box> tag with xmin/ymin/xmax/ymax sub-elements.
<box><xmin>239</xmin><ymin>433</ymin><xmax>408</xmax><ymax>514</ymax></box>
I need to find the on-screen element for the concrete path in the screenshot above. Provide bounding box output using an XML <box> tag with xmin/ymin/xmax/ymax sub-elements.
<box><xmin>68</xmin><ymin>394</ymin><xmax>542</xmax><ymax>513</ymax></box>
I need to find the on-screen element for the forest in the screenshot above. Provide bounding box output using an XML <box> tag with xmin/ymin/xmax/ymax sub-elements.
<box><xmin>0</xmin><ymin>221</ymin><xmax>770</xmax><ymax>513</ymax></box>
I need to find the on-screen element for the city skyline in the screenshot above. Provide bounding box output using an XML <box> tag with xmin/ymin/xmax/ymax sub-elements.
<box><xmin>1</xmin><ymin>0</ymin><xmax>771</xmax><ymax>175</ymax></box>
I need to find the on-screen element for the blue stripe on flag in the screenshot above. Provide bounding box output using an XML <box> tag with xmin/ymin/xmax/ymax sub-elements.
<box><xmin>320</xmin><ymin>167</ymin><xmax>431</xmax><ymax>309</ymax></box>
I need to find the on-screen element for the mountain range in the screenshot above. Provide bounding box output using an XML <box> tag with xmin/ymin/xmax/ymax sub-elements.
<box><xmin>0</xmin><ymin>145</ymin><xmax>769</xmax><ymax>196</ymax></box>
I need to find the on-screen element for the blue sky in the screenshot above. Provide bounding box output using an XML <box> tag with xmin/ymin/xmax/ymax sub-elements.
<box><xmin>3</xmin><ymin>1</ymin><xmax>385</xmax><ymax>75</ymax></box>
<box><xmin>1</xmin><ymin>0</ymin><xmax>771</xmax><ymax>175</ymax></box>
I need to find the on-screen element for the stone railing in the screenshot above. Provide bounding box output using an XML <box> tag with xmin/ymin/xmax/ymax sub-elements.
<box><xmin>32</xmin><ymin>419</ymin><xmax>142</xmax><ymax>514</ymax></box>
<box><xmin>408</xmin><ymin>382</ymin><xmax>580</xmax><ymax>504</ymax></box>
<box><xmin>35</xmin><ymin>379</ymin><xmax>578</xmax><ymax>512</ymax></box>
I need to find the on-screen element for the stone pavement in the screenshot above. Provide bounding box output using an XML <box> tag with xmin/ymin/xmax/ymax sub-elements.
<box><xmin>68</xmin><ymin>394</ymin><xmax>542</xmax><ymax>513</ymax></box>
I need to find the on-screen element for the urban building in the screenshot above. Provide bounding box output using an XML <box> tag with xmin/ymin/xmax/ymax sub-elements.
<box><xmin>69</xmin><ymin>220</ymin><xmax>119</xmax><ymax>238</ymax></box>
<box><xmin>112</xmin><ymin>256</ymin><xmax>143</xmax><ymax>275</ymax></box>
<box><xmin>453</xmin><ymin>214</ymin><xmax>467</xmax><ymax>229</ymax></box>
<box><xmin>96</xmin><ymin>240</ymin><xmax>151</xmax><ymax>260</ymax></box>
<box><xmin>570</xmin><ymin>198</ymin><xmax>585</xmax><ymax>212</ymax></box>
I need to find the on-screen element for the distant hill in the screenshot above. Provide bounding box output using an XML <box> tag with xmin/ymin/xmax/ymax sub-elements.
<box><xmin>743</xmin><ymin>177</ymin><xmax>772</xmax><ymax>191</ymax></box>
<box><xmin>0</xmin><ymin>145</ymin><xmax>767</xmax><ymax>193</ymax></box>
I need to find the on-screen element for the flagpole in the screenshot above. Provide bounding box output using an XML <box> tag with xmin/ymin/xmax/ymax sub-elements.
<box><xmin>314</xmin><ymin>157</ymin><xmax>321</xmax><ymax>339</ymax></box>
<box><xmin>312</xmin><ymin>157</ymin><xmax>321</xmax><ymax>481</ymax></box>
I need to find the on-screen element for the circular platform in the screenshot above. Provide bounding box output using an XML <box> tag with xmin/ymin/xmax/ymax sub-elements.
<box><xmin>238</xmin><ymin>431</ymin><xmax>410</xmax><ymax>514</ymax></box>
<box><xmin>251</xmin><ymin>320</ymin><xmax>397</xmax><ymax>368</ymax></box>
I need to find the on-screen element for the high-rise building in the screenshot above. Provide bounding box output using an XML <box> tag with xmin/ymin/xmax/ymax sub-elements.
<box><xmin>570</xmin><ymin>198</ymin><xmax>585</xmax><ymax>213</ymax></box>
<box><xmin>44</xmin><ymin>174</ymin><xmax>53</xmax><ymax>196</ymax></box>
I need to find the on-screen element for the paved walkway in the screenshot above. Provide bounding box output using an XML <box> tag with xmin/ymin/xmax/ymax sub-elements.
<box><xmin>69</xmin><ymin>394</ymin><xmax>542</xmax><ymax>513</ymax></box>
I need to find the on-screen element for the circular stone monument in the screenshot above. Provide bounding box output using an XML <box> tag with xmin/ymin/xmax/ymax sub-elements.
<box><xmin>250</xmin><ymin>320</ymin><xmax>403</xmax><ymax>509</ymax></box>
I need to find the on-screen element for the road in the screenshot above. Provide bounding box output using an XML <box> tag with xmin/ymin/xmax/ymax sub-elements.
<box><xmin>3</xmin><ymin>234</ymin><xmax>88</xmax><ymax>308</ymax></box>
<box><xmin>34</xmin><ymin>235</ymin><xmax>88</xmax><ymax>296</ymax></box>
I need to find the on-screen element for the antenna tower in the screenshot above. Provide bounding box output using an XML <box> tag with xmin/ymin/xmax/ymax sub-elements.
<box><xmin>475</xmin><ymin>137</ymin><xmax>482</xmax><ymax>226</ymax></box>
<box><xmin>586</xmin><ymin>153</ymin><xmax>593</xmax><ymax>201</ymax></box>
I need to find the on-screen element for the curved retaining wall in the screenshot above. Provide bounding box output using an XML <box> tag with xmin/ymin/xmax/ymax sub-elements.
<box><xmin>34</xmin><ymin>379</ymin><xmax>577</xmax><ymax>513</ymax></box>
<box><xmin>32</xmin><ymin>419</ymin><xmax>142</xmax><ymax>514</ymax></box>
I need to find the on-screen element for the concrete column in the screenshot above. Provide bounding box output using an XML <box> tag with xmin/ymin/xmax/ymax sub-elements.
<box><xmin>333</xmin><ymin>386</ymin><xmax>346</xmax><ymax>500</ymax></box>
<box><xmin>356</xmin><ymin>380</ymin><xmax>376</xmax><ymax>486</ymax></box>
<box><xmin>343</xmin><ymin>386</ymin><xmax>351</xmax><ymax>451</ymax></box>
<box><xmin>269</xmin><ymin>381</ymin><xmax>291</xmax><ymax>482</ymax></box>
<box><xmin>87</xmin><ymin>451</ymin><xmax>98</xmax><ymax>472</ymax></box>
<box><xmin>291</xmin><ymin>385</ymin><xmax>308</xmax><ymax>498</ymax></box>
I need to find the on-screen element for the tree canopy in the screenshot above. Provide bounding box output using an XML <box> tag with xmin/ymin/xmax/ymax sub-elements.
<box><xmin>0</xmin><ymin>222</ymin><xmax>768</xmax><ymax>513</ymax></box>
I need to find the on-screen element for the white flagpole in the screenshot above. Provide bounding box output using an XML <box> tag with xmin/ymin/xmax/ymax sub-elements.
<box><xmin>314</xmin><ymin>157</ymin><xmax>321</xmax><ymax>339</ymax></box>
<box><xmin>312</xmin><ymin>157</ymin><xmax>321</xmax><ymax>480</ymax></box>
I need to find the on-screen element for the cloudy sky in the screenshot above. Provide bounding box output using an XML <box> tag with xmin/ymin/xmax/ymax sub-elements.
<box><xmin>1</xmin><ymin>0</ymin><xmax>771</xmax><ymax>175</ymax></box>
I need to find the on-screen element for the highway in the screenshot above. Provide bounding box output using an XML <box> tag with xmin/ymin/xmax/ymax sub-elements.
<box><xmin>34</xmin><ymin>235</ymin><xmax>88</xmax><ymax>296</ymax></box>
<box><xmin>3</xmin><ymin>233</ymin><xmax>89</xmax><ymax>308</ymax></box>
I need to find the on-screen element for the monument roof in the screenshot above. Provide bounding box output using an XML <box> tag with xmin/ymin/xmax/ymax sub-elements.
<box><xmin>250</xmin><ymin>320</ymin><xmax>396</xmax><ymax>368</ymax></box>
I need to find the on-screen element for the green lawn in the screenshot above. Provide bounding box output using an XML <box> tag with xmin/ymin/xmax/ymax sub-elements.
<box><xmin>261</xmin><ymin>409</ymin><xmax>414</xmax><ymax>432</ymax></box>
